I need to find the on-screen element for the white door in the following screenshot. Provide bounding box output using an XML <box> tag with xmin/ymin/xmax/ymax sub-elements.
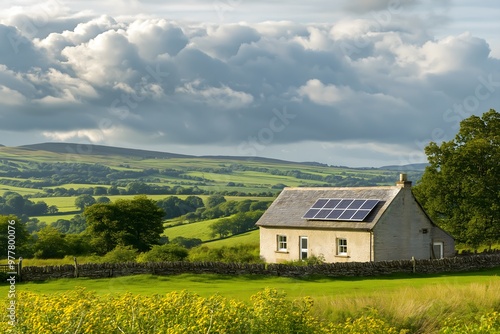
<box><xmin>300</xmin><ymin>237</ymin><xmax>308</xmax><ymax>260</ymax></box>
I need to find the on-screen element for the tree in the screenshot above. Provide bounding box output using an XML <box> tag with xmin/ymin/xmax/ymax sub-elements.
<box><xmin>47</xmin><ymin>205</ymin><xmax>59</xmax><ymax>214</ymax></box>
<box><xmin>126</xmin><ymin>181</ymin><xmax>150</xmax><ymax>194</ymax></box>
<box><xmin>84</xmin><ymin>195</ymin><xmax>165</xmax><ymax>254</ymax></box>
<box><xmin>75</xmin><ymin>194</ymin><xmax>96</xmax><ymax>211</ymax></box>
<box><xmin>209</xmin><ymin>218</ymin><xmax>232</xmax><ymax>238</ymax></box>
<box><xmin>0</xmin><ymin>215</ymin><xmax>32</xmax><ymax>258</ymax></box>
<box><xmin>107</xmin><ymin>185</ymin><xmax>120</xmax><ymax>195</ymax></box>
<box><xmin>96</xmin><ymin>196</ymin><xmax>111</xmax><ymax>204</ymax></box>
<box><xmin>33</xmin><ymin>226</ymin><xmax>67</xmax><ymax>258</ymax></box>
<box><xmin>414</xmin><ymin>109</ymin><xmax>500</xmax><ymax>248</ymax></box>
<box><xmin>93</xmin><ymin>186</ymin><xmax>107</xmax><ymax>196</ymax></box>
<box><xmin>170</xmin><ymin>236</ymin><xmax>202</xmax><ymax>249</ymax></box>
<box><xmin>206</xmin><ymin>194</ymin><xmax>226</xmax><ymax>208</ymax></box>
<box><xmin>5</xmin><ymin>193</ymin><xmax>24</xmax><ymax>214</ymax></box>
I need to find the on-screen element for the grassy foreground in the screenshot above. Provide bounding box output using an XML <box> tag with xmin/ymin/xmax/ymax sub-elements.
<box><xmin>2</xmin><ymin>268</ymin><xmax>500</xmax><ymax>332</ymax></box>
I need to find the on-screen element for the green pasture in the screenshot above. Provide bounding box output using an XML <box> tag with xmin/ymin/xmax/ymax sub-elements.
<box><xmin>163</xmin><ymin>218</ymin><xmax>219</xmax><ymax>242</ymax></box>
<box><xmin>0</xmin><ymin>184</ymin><xmax>38</xmax><ymax>196</ymax></box>
<box><xmin>184</xmin><ymin>170</ymin><xmax>325</xmax><ymax>187</ymax></box>
<box><xmin>203</xmin><ymin>230</ymin><xmax>259</xmax><ymax>248</ymax></box>
<box><xmin>4</xmin><ymin>268</ymin><xmax>499</xmax><ymax>302</ymax></box>
<box><xmin>32</xmin><ymin>213</ymin><xmax>80</xmax><ymax>224</ymax></box>
<box><xmin>162</xmin><ymin>216</ymin><xmax>260</xmax><ymax>244</ymax></box>
<box><xmin>44</xmin><ymin>183</ymin><xmax>113</xmax><ymax>190</ymax></box>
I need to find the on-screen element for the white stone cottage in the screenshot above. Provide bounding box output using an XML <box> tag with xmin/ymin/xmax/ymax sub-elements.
<box><xmin>256</xmin><ymin>174</ymin><xmax>455</xmax><ymax>263</ymax></box>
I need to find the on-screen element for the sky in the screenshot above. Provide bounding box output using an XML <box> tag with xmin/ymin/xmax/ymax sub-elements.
<box><xmin>0</xmin><ymin>0</ymin><xmax>499</xmax><ymax>167</ymax></box>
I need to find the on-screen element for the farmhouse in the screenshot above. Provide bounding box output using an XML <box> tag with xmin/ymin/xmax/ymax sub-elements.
<box><xmin>256</xmin><ymin>174</ymin><xmax>454</xmax><ymax>263</ymax></box>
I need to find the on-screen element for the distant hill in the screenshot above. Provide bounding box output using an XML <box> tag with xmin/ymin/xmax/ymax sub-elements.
<box><xmin>379</xmin><ymin>163</ymin><xmax>429</xmax><ymax>171</ymax></box>
<box><xmin>0</xmin><ymin>144</ymin><xmax>4</xmax><ymax>147</ymax></box>
<box><xmin>19</xmin><ymin>142</ymin><xmax>193</xmax><ymax>159</ymax></box>
<box><xmin>18</xmin><ymin>142</ymin><xmax>302</xmax><ymax>165</ymax></box>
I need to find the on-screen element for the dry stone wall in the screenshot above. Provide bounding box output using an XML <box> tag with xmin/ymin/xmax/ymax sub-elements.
<box><xmin>19</xmin><ymin>254</ymin><xmax>500</xmax><ymax>282</ymax></box>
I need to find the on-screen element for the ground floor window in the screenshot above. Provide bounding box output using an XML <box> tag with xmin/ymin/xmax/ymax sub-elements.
<box><xmin>277</xmin><ymin>235</ymin><xmax>287</xmax><ymax>251</ymax></box>
<box><xmin>337</xmin><ymin>238</ymin><xmax>347</xmax><ymax>256</ymax></box>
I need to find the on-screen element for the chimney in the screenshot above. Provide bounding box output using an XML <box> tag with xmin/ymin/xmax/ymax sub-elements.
<box><xmin>396</xmin><ymin>173</ymin><xmax>412</xmax><ymax>188</ymax></box>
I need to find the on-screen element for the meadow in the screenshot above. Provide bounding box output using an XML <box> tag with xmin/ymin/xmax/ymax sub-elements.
<box><xmin>1</xmin><ymin>269</ymin><xmax>499</xmax><ymax>333</ymax></box>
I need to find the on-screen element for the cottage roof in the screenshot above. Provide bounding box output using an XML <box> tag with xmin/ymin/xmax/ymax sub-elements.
<box><xmin>256</xmin><ymin>186</ymin><xmax>402</xmax><ymax>230</ymax></box>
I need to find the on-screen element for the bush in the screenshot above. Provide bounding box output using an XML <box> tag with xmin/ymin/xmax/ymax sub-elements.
<box><xmin>136</xmin><ymin>244</ymin><xmax>189</xmax><ymax>263</ymax></box>
<box><xmin>101</xmin><ymin>245</ymin><xmax>138</xmax><ymax>263</ymax></box>
<box><xmin>188</xmin><ymin>244</ymin><xmax>262</xmax><ymax>263</ymax></box>
<box><xmin>170</xmin><ymin>236</ymin><xmax>202</xmax><ymax>249</ymax></box>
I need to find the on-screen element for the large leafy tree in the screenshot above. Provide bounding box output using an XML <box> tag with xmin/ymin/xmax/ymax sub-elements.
<box><xmin>84</xmin><ymin>195</ymin><xmax>165</xmax><ymax>254</ymax></box>
<box><xmin>0</xmin><ymin>215</ymin><xmax>32</xmax><ymax>258</ymax></box>
<box><xmin>75</xmin><ymin>194</ymin><xmax>96</xmax><ymax>211</ymax></box>
<box><xmin>414</xmin><ymin>109</ymin><xmax>500</xmax><ymax>248</ymax></box>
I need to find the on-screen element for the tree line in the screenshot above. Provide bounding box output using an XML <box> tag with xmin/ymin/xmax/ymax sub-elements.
<box><xmin>0</xmin><ymin>194</ymin><xmax>270</xmax><ymax>260</ymax></box>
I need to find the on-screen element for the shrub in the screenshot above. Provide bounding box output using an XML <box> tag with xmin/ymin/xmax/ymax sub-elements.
<box><xmin>136</xmin><ymin>244</ymin><xmax>189</xmax><ymax>262</ymax></box>
<box><xmin>188</xmin><ymin>244</ymin><xmax>262</xmax><ymax>263</ymax></box>
<box><xmin>101</xmin><ymin>245</ymin><xmax>138</xmax><ymax>263</ymax></box>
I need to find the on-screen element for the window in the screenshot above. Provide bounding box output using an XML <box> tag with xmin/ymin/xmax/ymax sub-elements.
<box><xmin>277</xmin><ymin>235</ymin><xmax>287</xmax><ymax>252</ymax></box>
<box><xmin>337</xmin><ymin>238</ymin><xmax>347</xmax><ymax>256</ymax></box>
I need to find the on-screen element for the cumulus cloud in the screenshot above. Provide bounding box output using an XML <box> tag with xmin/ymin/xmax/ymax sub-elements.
<box><xmin>0</xmin><ymin>10</ymin><xmax>499</xmax><ymax>166</ymax></box>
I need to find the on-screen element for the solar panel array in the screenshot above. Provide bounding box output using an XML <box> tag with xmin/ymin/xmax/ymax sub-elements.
<box><xmin>303</xmin><ymin>198</ymin><xmax>379</xmax><ymax>221</ymax></box>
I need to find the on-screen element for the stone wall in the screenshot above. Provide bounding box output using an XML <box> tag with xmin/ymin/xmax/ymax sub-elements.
<box><xmin>20</xmin><ymin>253</ymin><xmax>500</xmax><ymax>282</ymax></box>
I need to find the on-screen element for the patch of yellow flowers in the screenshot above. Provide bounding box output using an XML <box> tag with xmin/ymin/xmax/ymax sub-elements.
<box><xmin>5</xmin><ymin>287</ymin><xmax>496</xmax><ymax>333</ymax></box>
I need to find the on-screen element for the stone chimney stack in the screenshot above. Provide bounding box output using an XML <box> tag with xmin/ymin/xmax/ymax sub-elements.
<box><xmin>396</xmin><ymin>173</ymin><xmax>412</xmax><ymax>188</ymax></box>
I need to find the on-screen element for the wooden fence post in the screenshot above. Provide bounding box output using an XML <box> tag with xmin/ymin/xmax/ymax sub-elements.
<box><xmin>74</xmin><ymin>257</ymin><xmax>79</xmax><ymax>278</ymax></box>
<box><xmin>412</xmin><ymin>256</ymin><xmax>416</xmax><ymax>273</ymax></box>
<box><xmin>18</xmin><ymin>258</ymin><xmax>22</xmax><ymax>282</ymax></box>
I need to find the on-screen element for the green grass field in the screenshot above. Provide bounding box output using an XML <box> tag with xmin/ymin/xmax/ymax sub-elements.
<box><xmin>3</xmin><ymin>268</ymin><xmax>499</xmax><ymax>302</ymax></box>
<box><xmin>163</xmin><ymin>219</ymin><xmax>218</xmax><ymax>241</ymax></box>
<box><xmin>203</xmin><ymin>230</ymin><xmax>259</xmax><ymax>248</ymax></box>
<box><xmin>5</xmin><ymin>267</ymin><xmax>499</xmax><ymax>332</ymax></box>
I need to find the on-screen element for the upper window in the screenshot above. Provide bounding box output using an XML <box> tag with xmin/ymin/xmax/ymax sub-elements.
<box><xmin>337</xmin><ymin>238</ymin><xmax>347</xmax><ymax>256</ymax></box>
<box><xmin>277</xmin><ymin>235</ymin><xmax>287</xmax><ymax>251</ymax></box>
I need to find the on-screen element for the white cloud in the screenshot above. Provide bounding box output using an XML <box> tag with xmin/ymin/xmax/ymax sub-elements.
<box><xmin>297</xmin><ymin>79</ymin><xmax>353</xmax><ymax>105</ymax></box>
<box><xmin>42</xmin><ymin>128</ymin><xmax>115</xmax><ymax>143</ymax></box>
<box><xmin>0</xmin><ymin>85</ymin><xmax>25</xmax><ymax>105</ymax></box>
<box><xmin>176</xmin><ymin>80</ymin><xmax>254</xmax><ymax>109</ymax></box>
<box><xmin>61</xmin><ymin>28</ymin><xmax>142</xmax><ymax>86</ymax></box>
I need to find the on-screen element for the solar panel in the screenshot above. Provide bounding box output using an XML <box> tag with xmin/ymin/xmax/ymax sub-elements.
<box><xmin>347</xmin><ymin>199</ymin><xmax>365</xmax><ymax>210</ymax></box>
<box><xmin>315</xmin><ymin>209</ymin><xmax>332</xmax><ymax>219</ymax></box>
<box><xmin>324</xmin><ymin>199</ymin><xmax>341</xmax><ymax>208</ymax></box>
<box><xmin>336</xmin><ymin>199</ymin><xmax>353</xmax><ymax>209</ymax></box>
<box><xmin>351</xmin><ymin>209</ymin><xmax>371</xmax><ymax>221</ymax></box>
<box><xmin>339</xmin><ymin>209</ymin><xmax>356</xmax><ymax>220</ymax></box>
<box><xmin>360</xmin><ymin>199</ymin><xmax>378</xmax><ymax>210</ymax></box>
<box><xmin>302</xmin><ymin>198</ymin><xmax>380</xmax><ymax>222</ymax></box>
<box><xmin>312</xmin><ymin>198</ymin><xmax>328</xmax><ymax>208</ymax></box>
<box><xmin>326</xmin><ymin>209</ymin><xmax>343</xmax><ymax>219</ymax></box>
<box><xmin>303</xmin><ymin>208</ymin><xmax>320</xmax><ymax>219</ymax></box>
